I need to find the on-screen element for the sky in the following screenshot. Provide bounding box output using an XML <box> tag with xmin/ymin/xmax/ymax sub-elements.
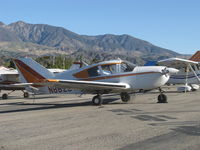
<box><xmin>0</xmin><ymin>0</ymin><xmax>200</xmax><ymax>54</ymax></box>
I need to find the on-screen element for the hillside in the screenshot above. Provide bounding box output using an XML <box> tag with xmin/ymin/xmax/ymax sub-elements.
<box><xmin>0</xmin><ymin>21</ymin><xmax>182</xmax><ymax>65</ymax></box>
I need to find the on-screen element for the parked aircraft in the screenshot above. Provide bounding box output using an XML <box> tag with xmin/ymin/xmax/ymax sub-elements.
<box><xmin>0</xmin><ymin>66</ymin><xmax>65</xmax><ymax>99</ymax></box>
<box><xmin>158</xmin><ymin>51</ymin><xmax>200</xmax><ymax>92</ymax></box>
<box><xmin>13</xmin><ymin>57</ymin><xmax>178</xmax><ymax>105</ymax></box>
<box><xmin>0</xmin><ymin>66</ymin><xmax>28</xmax><ymax>99</ymax></box>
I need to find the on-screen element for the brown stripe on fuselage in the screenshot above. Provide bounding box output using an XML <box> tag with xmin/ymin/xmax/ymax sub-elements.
<box><xmin>78</xmin><ymin>71</ymin><xmax>159</xmax><ymax>81</ymax></box>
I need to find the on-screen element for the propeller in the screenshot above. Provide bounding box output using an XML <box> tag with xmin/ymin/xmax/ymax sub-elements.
<box><xmin>161</xmin><ymin>67</ymin><xmax>179</xmax><ymax>76</ymax></box>
<box><xmin>161</xmin><ymin>67</ymin><xmax>169</xmax><ymax>76</ymax></box>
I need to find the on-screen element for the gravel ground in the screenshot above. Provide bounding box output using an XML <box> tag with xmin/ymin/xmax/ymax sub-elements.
<box><xmin>0</xmin><ymin>87</ymin><xmax>200</xmax><ymax>150</ymax></box>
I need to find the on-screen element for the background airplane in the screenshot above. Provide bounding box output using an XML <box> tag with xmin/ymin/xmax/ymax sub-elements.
<box><xmin>0</xmin><ymin>66</ymin><xmax>65</xmax><ymax>99</ymax></box>
<box><xmin>0</xmin><ymin>66</ymin><xmax>28</xmax><ymax>99</ymax></box>
<box><xmin>147</xmin><ymin>51</ymin><xmax>200</xmax><ymax>92</ymax></box>
<box><xmin>13</xmin><ymin>57</ymin><xmax>178</xmax><ymax>105</ymax></box>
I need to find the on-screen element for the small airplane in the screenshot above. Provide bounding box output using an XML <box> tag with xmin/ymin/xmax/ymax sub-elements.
<box><xmin>13</xmin><ymin>57</ymin><xmax>178</xmax><ymax>105</ymax></box>
<box><xmin>0</xmin><ymin>66</ymin><xmax>29</xmax><ymax>99</ymax></box>
<box><xmin>157</xmin><ymin>51</ymin><xmax>200</xmax><ymax>92</ymax></box>
<box><xmin>0</xmin><ymin>66</ymin><xmax>65</xmax><ymax>99</ymax></box>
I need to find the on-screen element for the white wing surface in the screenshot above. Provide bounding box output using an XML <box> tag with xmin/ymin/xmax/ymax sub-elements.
<box><xmin>37</xmin><ymin>79</ymin><xmax>130</xmax><ymax>92</ymax></box>
<box><xmin>158</xmin><ymin>58</ymin><xmax>198</xmax><ymax>68</ymax></box>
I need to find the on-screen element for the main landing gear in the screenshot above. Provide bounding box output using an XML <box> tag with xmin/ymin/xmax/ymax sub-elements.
<box><xmin>120</xmin><ymin>92</ymin><xmax>131</xmax><ymax>102</ymax></box>
<box><xmin>2</xmin><ymin>93</ymin><xmax>8</xmax><ymax>99</ymax></box>
<box><xmin>23</xmin><ymin>92</ymin><xmax>29</xmax><ymax>98</ymax></box>
<box><xmin>92</xmin><ymin>94</ymin><xmax>103</xmax><ymax>105</ymax></box>
<box><xmin>1</xmin><ymin>91</ymin><xmax>29</xmax><ymax>100</ymax></box>
<box><xmin>91</xmin><ymin>92</ymin><xmax>133</xmax><ymax>105</ymax></box>
<box><xmin>157</xmin><ymin>88</ymin><xmax>167</xmax><ymax>103</ymax></box>
<box><xmin>91</xmin><ymin>89</ymin><xmax>167</xmax><ymax>105</ymax></box>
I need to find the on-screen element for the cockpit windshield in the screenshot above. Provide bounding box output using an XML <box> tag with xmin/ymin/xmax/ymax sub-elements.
<box><xmin>120</xmin><ymin>61</ymin><xmax>136</xmax><ymax>72</ymax></box>
<box><xmin>101</xmin><ymin>64</ymin><xmax>117</xmax><ymax>74</ymax></box>
<box><xmin>76</xmin><ymin>60</ymin><xmax>137</xmax><ymax>78</ymax></box>
<box><xmin>100</xmin><ymin>61</ymin><xmax>136</xmax><ymax>75</ymax></box>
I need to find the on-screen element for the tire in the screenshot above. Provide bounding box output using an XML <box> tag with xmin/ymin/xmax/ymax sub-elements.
<box><xmin>120</xmin><ymin>92</ymin><xmax>130</xmax><ymax>102</ymax></box>
<box><xmin>92</xmin><ymin>95</ymin><xmax>102</xmax><ymax>105</ymax></box>
<box><xmin>23</xmin><ymin>92</ymin><xmax>29</xmax><ymax>98</ymax></box>
<box><xmin>157</xmin><ymin>94</ymin><xmax>167</xmax><ymax>103</ymax></box>
<box><xmin>2</xmin><ymin>93</ymin><xmax>8</xmax><ymax>99</ymax></box>
<box><xmin>191</xmin><ymin>89</ymin><xmax>197</xmax><ymax>92</ymax></box>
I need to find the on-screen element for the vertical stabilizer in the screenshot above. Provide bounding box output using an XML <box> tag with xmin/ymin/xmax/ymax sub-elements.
<box><xmin>13</xmin><ymin>58</ymin><xmax>54</xmax><ymax>83</ymax></box>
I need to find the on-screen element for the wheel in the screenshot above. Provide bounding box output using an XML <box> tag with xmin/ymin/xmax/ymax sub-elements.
<box><xmin>120</xmin><ymin>92</ymin><xmax>130</xmax><ymax>102</ymax></box>
<box><xmin>157</xmin><ymin>94</ymin><xmax>167</xmax><ymax>103</ymax></box>
<box><xmin>92</xmin><ymin>95</ymin><xmax>103</xmax><ymax>105</ymax></box>
<box><xmin>191</xmin><ymin>88</ymin><xmax>197</xmax><ymax>92</ymax></box>
<box><xmin>2</xmin><ymin>93</ymin><xmax>8</xmax><ymax>99</ymax></box>
<box><xmin>23</xmin><ymin>92</ymin><xmax>29</xmax><ymax>98</ymax></box>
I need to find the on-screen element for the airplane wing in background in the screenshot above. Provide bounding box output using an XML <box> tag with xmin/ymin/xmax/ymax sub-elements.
<box><xmin>0</xmin><ymin>83</ymin><xmax>33</xmax><ymax>87</ymax></box>
<box><xmin>0</xmin><ymin>83</ymin><xmax>32</xmax><ymax>89</ymax></box>
<box><xmin>0</xmin><ymin>69</ymin><xmax>18</xmax><ymax>75</ymax></box>
<box><xmin>158</xmin><ymin>58</ymin><xmax>198</xmax><ymax>68</ymax></box>
<box><xmin>158</xmin><ymin>57</ymin><xmax>200</xmax><ymax>87</ymax></box>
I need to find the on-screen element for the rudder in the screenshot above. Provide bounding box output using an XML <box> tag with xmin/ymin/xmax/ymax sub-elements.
<box><xmin>13</xmin><ymin>58</ymin><xmax>54</xmax><ymax>83</ymax></box>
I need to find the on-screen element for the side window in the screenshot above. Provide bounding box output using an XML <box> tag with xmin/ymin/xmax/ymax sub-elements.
<box><xmin>101</xmin><ymin>64</ymin><xmax>116</xmax><ymax>74</ymax></box>
<box><xmin>183</xmin><ymin>67</ymin><xmax>188</xmax><ymax>72</ymax></box>
<box><xmin>88</xmin><ymin>66</ymin><xmax>100</xmax><ymax>77</ymax></box>
<box><xmin>102</xmin><ymin>65</ymin><xmax>112</xmax><ymax>74</ymax></box>
<box><xmin>191</xmin><ymin>65</ymin><xmax>196</xmax><ymax>71</ymax></box>
<box><xmin>196</xmin><ymin>64</ymin><xmax>200</xmax><ymax>70</ymax></box>
<box><xmin>121</xmin><ymin>62</ymin><xmax>135</xmax><ymax>72</ymax></box>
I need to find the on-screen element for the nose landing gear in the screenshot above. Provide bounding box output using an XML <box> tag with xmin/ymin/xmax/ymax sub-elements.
<box><xmin>157</xmin><ymin>88</ymin><xmax>167</xmax><ymax>103</ymax></box>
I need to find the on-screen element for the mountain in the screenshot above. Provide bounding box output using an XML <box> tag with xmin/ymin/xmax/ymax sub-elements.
<box><xmin>0</xmin><ymin>27</ymin><xmax>21</xmax><ymax>42</ymax></box>
<box><xmin>0</xmin><ymin>21</ymin><xmax>182</xmax><ymax>65</ymax></box>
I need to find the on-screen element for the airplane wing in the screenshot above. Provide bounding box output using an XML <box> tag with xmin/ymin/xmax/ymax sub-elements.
<box><xmin>0</xmin><ymin>83</ymin><xmax>33</xmax><ymax>88</ymax></box>
<box><xmin>158</xmin><ymin>58</ymin><xmax>198</xmax><ymax>68</ymax></box>
<box><xmin>0</xmin><ymin>69</ymin><xmax>18</xmax><ymax>75</ymax></box>
<box><xmin>0</xmin><ymin>83</ymin><xmax>34</xmax><ymax>87</ymax></box>
<box><xmin>5</xmin><ymin>80</ymin><xmax>130</xmax><ymax>93</ymax></box>
<box><xmin>37</xmin><ymin>79</ymin><xmax>130</xmax><ymax>92</ymax></box>
<box><xmin>0</xmin><ymin>83</ymin><xmax>39</xmax><ymax>91</ymax></box>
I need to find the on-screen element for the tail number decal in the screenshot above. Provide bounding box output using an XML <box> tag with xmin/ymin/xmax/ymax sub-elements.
<box><xmin>48</xmin><ymin>87</ymin><xmax>72</xmax><ymax>94</ymax></box>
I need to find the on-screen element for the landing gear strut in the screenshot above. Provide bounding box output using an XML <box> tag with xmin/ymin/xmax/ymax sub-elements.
<box><xmin>120</xmin><ymin>92</ymin><xmax>131</xmax><ymax>102</ymax></box>
<box><xmin>157</xmin><ymin>88</ymin><xmax>167</xmax><ymax>103</ymax></box>
<box><xmin>92</xmin><ymin>94</ymin><xmax>103</xmax><ymax>105</ymax></box>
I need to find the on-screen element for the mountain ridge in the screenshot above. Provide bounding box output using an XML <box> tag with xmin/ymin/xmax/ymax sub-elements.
<box><xmin>0</xmin><ymin>21</ymin><xmax>182</xmax><ymax>64</ymax></box>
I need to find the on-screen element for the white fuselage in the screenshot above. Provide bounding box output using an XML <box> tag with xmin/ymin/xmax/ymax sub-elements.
<box><xmin>168</xmin><ymin>70</ymin><xmax>200</xmax><ymax>84</ymax></box>
<box><xmin>167</xmin><ymin>63</ymin><xmax>200</xmax><ymax>85</ymax></box>
<box><xmin>49</xmin><ymin>66</ymin><xmax>170</xmax><ymax>94</ymax></box>
<box><xmin>14</xmin><ymin>58</ymin><xmax>171</xmax><ymax>95</ymax></box>
<box><xmin>83</xmin><ymin>66</ymin><xmax>170</xmax><ymax>90</ymax></box>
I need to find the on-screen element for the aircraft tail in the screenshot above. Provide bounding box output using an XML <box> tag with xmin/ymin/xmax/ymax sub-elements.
<box><xmin>189</xmin><ymin>51</ymin><xmax>200</xmax><ymax>62</ymax></box>
<box><xmin>13</xmin><ymin>58</ymin><xmax>78</xmax><ymax>95</ymax></box>
<box><xmin>13</xmin><ymin>58</ymin><xmax>54</xmax><ymax>83</ymax></box>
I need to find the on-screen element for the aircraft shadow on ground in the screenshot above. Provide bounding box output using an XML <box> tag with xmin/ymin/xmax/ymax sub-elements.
<box><xmin>0</xmin><ymin>97</ymin><xmax>120</xmax><ymax>114</ymax></box>
<box><xmin>0</xmin><ymin>96</ymin><xmax>59</xmax><ymax>100</ymax></box>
